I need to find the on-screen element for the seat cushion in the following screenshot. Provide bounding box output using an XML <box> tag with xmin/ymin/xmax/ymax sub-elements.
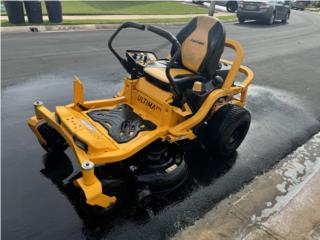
<box><xmin>144</xmin><ymin>63</ymin><xmax>202</xmax><ymax>91</ymax></box>
<box><xmin>144</xmin><ymin>66</ymin><xmax>193</xmax><ymax>84</ymax></box>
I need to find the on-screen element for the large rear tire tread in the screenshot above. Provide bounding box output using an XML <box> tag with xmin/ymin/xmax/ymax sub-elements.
<box><xmin>203</xmin><ymin>104</ymin><xmax>251</xmax><ymax>157</ymax></box>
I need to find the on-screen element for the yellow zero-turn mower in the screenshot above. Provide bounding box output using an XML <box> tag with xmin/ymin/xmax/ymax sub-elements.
<box><xmin>28</xmin><ymin>16</ymin><xmax>253</xmax><ymax>216</ymax></box>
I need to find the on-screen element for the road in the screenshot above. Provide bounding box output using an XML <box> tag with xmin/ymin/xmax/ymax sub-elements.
<box><xmin>2</xmin><ymin>10</ymin><xmax>320</xmax><ymax>240</ymax></box>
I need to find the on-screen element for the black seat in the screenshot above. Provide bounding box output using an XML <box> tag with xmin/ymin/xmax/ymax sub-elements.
<box><xmin>144</xmin><ymin>16</ymin><xmax>226</xmax><ymax>92</ymax></box>
<box><xmin>144</xmin><ymin>60</ymin><xmax>207</xmax><ymax>91</ymax></box>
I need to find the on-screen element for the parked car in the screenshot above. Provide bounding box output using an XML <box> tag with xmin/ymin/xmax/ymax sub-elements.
<box><xmin>237</xmin><ymin>0</ymin><xmax>291</xmax><ymax>25</ymax></box>
<box><xmin>192</xmin><ymin>0</ymin><xmax>238</xmax><ymax>13</ymax></box>
<box><xmin>291</xmin><ymin>0</ymin><xmax>309</xmax><ymax>10</ymax></box>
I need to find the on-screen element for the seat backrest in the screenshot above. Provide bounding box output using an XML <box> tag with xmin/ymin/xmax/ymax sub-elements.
<box><xmin>171</xmin><ymin>16</ymin><xmax>225</xmax><ymax>79</ymax></box>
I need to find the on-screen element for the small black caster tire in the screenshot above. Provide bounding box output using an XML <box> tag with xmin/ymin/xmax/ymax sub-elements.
<box><xmin>37</xmin><ymin>122</ymin><xmax>68</xmax><ymax>154</ymax></box>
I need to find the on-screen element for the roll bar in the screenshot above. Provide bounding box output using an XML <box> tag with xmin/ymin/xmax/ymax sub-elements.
<box><xmin>108</xmin><ymin>22</ymin><xmax>145</xmax><ymax>71</ymax></box>
<box><xmin>108</xmin><ymin>22</ymin><xmax>183</xmax><ymax>103</ymax></box>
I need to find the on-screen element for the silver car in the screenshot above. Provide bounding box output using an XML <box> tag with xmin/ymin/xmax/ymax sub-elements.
<box><xmin>291</xmin><ymin>0</ymin><xmax>309</xmax><ymax>10</ymax></box>
<box><xmin>237</xmin><ymin>0</ymin><xmax>291</xmax><ymax>25</ymax></box>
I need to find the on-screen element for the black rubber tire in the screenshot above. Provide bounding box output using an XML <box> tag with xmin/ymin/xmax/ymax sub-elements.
<box><xmin>267</xmin><ymin>12</ymin><xmax>275</xmax><ymax>25</ymax></box>
<box><xmin>227</xmin><ymin>1</ymin><xmax>238</xmax><ymax>13</ymax></box>
<box><xmin>203</xmin><ymin>104</ymin><xmax>251</xmax><ymax>157</ymax></box>
<box><xmin>238</xmin><ymin>17</ymin><xmax>245</xmax><ymax>24</ymax></box>
<box><xmin>79</xmin><ymin>178</ymin><xmax>126</xmax><ymax>218</ymax></box>
<box><xmin>282</xmin><ymin>12</ymin><xmax>290</xmax><ymax>23</ymax></box>
<box><xmin>37</xmin><ymin>122</ymin><xmax>68</xmax><ymax>154</ymax></box>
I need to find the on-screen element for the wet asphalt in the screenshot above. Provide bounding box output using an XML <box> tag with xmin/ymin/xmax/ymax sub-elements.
<box><xmin>2</xmin><ymin>10</ymin><xmax>320</xmax><ymax>240</ymax></box>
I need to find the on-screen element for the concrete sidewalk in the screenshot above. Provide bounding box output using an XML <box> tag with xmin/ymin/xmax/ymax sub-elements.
<box><xmin>173</xmin><ymin>132</ymin><xmax>320</xmax><ymax>240</ymax></box>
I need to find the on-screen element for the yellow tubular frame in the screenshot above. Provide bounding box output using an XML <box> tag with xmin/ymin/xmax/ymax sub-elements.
<box><xmin>28</xmin><ymin>38</ymin><xmax>253</xmax><ymax>208</ymax></box>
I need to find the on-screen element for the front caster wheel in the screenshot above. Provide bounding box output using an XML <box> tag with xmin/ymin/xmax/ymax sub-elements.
<box><xmin>37</xmin><ymin>122</ymin><xmax>68</xmax><ymax>154</ymax></box>
<box><xmin>79</xmin><ymin>178</ymin><xmax>126</xmax><ymax>218</ymax></box>
<box><xmin>202</xmin><ymin>104</ymin><xmax>251</xmax><ymax>157</ymax></box>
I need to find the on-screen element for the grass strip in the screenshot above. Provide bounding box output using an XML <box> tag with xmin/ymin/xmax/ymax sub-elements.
<box><xmin>1</xmin><ymin>1</ymin><xmax>208</xmax><ymax>16</ymax></box>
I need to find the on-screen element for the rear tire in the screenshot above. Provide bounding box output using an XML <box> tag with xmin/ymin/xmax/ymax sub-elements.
<box><xmin>202</xmin><ymin>104</ymin><xmax>251</xmax><ymax>157</ymax></box>
<box><xmin>267</xmin><ymin>12</ymin><xmax>275</xmax><ymax>25</ymax></box>
<box><xmin>238</xmin><ymin>17</ymin><xmax>245</xmax><ymax>24</ymax></box>
<box><xmin>37</xmin><ymin>122</ymin><xmax>68</xmax><ymax>154</ymax></box>
<box><xmin>282</xmin><ymin>12</ymin><xmax>290</xmax><ymax>23</ymax></box>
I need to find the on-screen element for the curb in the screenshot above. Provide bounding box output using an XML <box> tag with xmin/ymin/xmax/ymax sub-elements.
<box><xmin>1</xmin><ymin>19</ymin><xmax>237</xmax><ymax>33</ymax></box>
<box><xmin>1</xmin><ymin>24</ymin><xmax>124</xmax><ymax>33</ymax></box>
